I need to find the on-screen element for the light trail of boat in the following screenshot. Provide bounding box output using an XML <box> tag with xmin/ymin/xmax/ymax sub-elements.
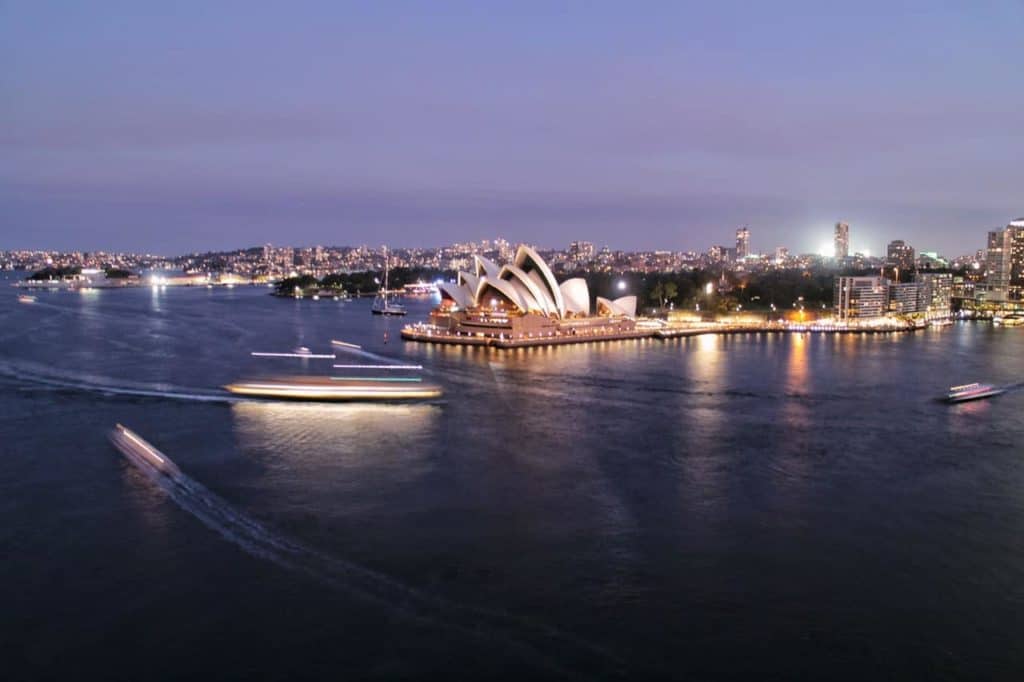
<box><xmin>332</xmin><ymin>364</ymin><xmax>423</xmax><ymax>370</ymax></box>
<box><xmin>330</xmin><ymin>376</ymin><xmax>423</xmax><ymax>382</ymax></box>
<box><xmin>108</xmin><ymin>425</ymin><xmax>625</xmax><ymax>677</ymax></box>
<box><xmin>224</xmin><ymin>376</ymin><xmax>441</xmax><ymax>400</ymax></box>
<box><xmin>250</xmin><ymin>352</ymin><xmax>336</xmax><ymax>359</ymax></box>
<box><xmin>0</xmin><ymin>359</ymin><xmax>242</xmax><ymax>404</ymax></box>
<box><xmin>330</xmin><ymin>339</ymin><xmax>362</xmax><ymax>349</ymax></box>
<box><xmin>331</xmin><ymin>343</ymin><xmax>417</xmax><ymax>367</ymax></box>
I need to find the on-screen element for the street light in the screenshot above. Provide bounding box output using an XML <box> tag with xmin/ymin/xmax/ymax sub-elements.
<box><xmin>617</xmin><ymin>280</ymin><xmax>627</xmax><ymax>292</ymax></box>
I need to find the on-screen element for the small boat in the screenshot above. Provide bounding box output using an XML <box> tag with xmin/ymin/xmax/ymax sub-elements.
<box><xmin>312</xmin><ymin>294</ymin><xmax>320</xmax><ymax>301</ymax></box>
<box><xmin>293</xmin><ymin>346</ymin><xmax>312</xmax><ymax>356</ymax></box>
<box><xmin>17</xmin><ymin>294</ymin><xmax>36</xmax><ymax>304</ymax></box>
<box><xmin>946</xmin><ymin>383</ymin><xmax>1005</xmax><ymax>403</ymax></box>
<box><xmin>371</xmin><ymin>246</ymin><xmax>407</xmax><ymax>316</ymax></box>
<box><xmin>224</xmin><ymin>375</ymin><xmax>441</xmax><ymax>401</ymax></box>
<box><xmin>402</xmin><ymin>281</ymin><xmax>438</xmax><ymax>296</ymax></box>
<box><xmin>109</xmin><ymin>424</ymin><xmax>182</xmax><ymax>477</ymax></box>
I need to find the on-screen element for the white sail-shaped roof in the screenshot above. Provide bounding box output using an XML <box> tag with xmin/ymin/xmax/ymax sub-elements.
<box><xmin>438</xmin><ymin>281</ymin><xmax>472</xmax><ymax>308</ymax></box>
<box><xmin>514</xmin><ymin>246</ymin><xmax>565</xmax><ymax>317</ymax></box>
<box><xmin>474</xmin><ymin>255</ymin><xmax>501</xmax><ymax>279</ymax></box>
<box><xmin>596</xmin><ymin>295</ymin><xmax>637</xmax><ymax>317</ymax></box>
<box><xmin>559</xmin><ymin>278</ymin><xmax>590</xmax><ymax>315</ymax></box>
<box><xmin>612</xmin><ymin>295</ymin><xmax>637</xmax><ymax>318</ymax></box>
<box><xmin>458</xmin><ymin>271</ymin><xmax>479</xmax><ymax>289</ymax></box>
<box><xmin>499</xmin><ymin>265</ymin><xmax>554</xmax><ymax>315</ymax></box>
<box><xmin>474</xmin><ymin>277</ymin><xmax>527</xmax><ymax>313</ymax></box>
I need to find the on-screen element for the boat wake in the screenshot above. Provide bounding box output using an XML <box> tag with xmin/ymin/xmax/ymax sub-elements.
<box><xmin>332</xmin><ymin>342</ymin><xmax>412</xmax><ymax>367</ymax></box>
<box><xmin>110</xmin><ymin>425</ymin><xmax>623</xmax><ymax>678</ymax></box>
<box><xmin>0</xmin><ymin>359</ymin><xmax>237</xmax><ymax>404</ymax></box>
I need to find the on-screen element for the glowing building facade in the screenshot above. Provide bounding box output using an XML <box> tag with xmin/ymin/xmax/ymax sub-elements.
<box><xmin>430</xmin><ymin>246</ymin><xmax>637</xmax><ymax>340</ymax></box>
<box><xmin>834</xmin><ymin>276</ymin><xmax>888</xmax><ymax>320</ymax></box>
<box><xmin>834</xmin><ymin>222</ymin><xmax>849</xmax><ymax>260</ymax></box>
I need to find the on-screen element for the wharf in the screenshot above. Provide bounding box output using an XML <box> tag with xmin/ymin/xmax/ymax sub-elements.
<box><xmin>402</xmin><ymin>320</ymin><xmax>927</xmax><ymax>348</ymax></box>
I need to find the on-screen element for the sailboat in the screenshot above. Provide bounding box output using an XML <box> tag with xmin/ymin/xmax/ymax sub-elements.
<box><xmin>371</xmin><ymin>246</ymin><xmax>407</xmax><ymax>316</ymax></box>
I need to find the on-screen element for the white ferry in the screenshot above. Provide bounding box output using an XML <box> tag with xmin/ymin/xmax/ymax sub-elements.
<box><xmin>224</xmin><ymin>375</ymin><xmax>442</xmax><ymax>401</ymax></box>
<box><xmin>946</xmin><ymin>383</ymin><xmax>1005</xmax><ymax>403</ymax></box>
<box><xmin>402</xmin><ymin>281</ymin><xmax>438</xmax><ymax>296</ymax></box>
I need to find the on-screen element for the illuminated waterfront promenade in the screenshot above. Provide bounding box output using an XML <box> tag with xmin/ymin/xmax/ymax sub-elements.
<box><xmin>402</xmin><ymin>316</ymin><xmax>935</xmax><ymax>348</ymax></box>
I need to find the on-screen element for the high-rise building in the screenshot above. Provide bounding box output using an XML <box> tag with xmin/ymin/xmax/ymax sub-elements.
<box><xmin>886</xmin><ymin>240</ymin><xmax>916</xmax><ymax>273</ymax></box>
<box><xmin>735</xmin><ymin>227</ymin><xmax>750</xmax><ymax>259</ymax></box>
<box><xmin>834</xmin><ymin>222</ymin><xmax>849</xmax><ymax>259</ymax></box>
<box><xmin>834</xmin><ymin>276</ymin><xmax>888</xmax><ymax>320</ymax></box>
<box><xmin>707</xmin><ymin>245</ymin><xmax>729</xmax><ymax>263</ymax></box>
<box><xmin>774</xmin><ymin>246</ymin><xmax>789</xmax><ymax>264</ymax></box>
<box><xmin>1006</xmin><ymin>220</ymin><xmax>1024</xmax><ymax>301</ymax></box>
<box><xmin>568</xmin><ymin>241</ymin><xmax>595</xmax><ymax>264</ymax></box>
<box><xmin>986</xmin><ymin>228</ymin><xmax>1013</xmax><ymax>301</ymax></box>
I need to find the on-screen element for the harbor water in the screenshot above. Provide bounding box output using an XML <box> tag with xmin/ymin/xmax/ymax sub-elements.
<box><xmin>2</xmin><ymin>275</ymin><xmax>1024</xmax><ymax>680</ymax></box>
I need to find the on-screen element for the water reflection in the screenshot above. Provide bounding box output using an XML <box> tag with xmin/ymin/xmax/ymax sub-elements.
<box><xmin>784</xmin><ymin>333</ymin><xmax>808</xmax><ymax>394</ymax></box>
<box><xmin>230</xmin><ymin>401</ymin><xmax>441</xmax><ymax>486</ymax></box>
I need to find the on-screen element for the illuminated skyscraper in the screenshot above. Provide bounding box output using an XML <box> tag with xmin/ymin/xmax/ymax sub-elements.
<box><xmin>834</xmin><ymin>222</ymin><xmax>849</xmax><ymax>259</ymax></box>
<box><xmin>735</xmin><ymin>227</ymin><xmax>750</xmax><ymax>259</ymax></box>
<box><xmin>986</xmin><ymin>229</ymin><xmax>1012</xmax><ymax>301</ymax></box>
<box><xmin>886</xmin><ymin>240</ymin><xmax>915</xmax><ymax>273</ymax></box>
<box><xmin>1007</xmin><ymin>219</ymin><xmax>1024</xmax><ymax>301</ymax></box>
<box><xmin>568</xmin><ymin>241</ymin><xmax>595</xmax><ymax>264</ymax></box>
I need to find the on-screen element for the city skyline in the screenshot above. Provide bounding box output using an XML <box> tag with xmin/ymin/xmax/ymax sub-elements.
<box><xmin>2</xmin><ymin>214</ymin><xmax>1018</xmax><ymax>263</ymax></box>
<box><xmin>3</xmin><ymin>2</ymin><xmax>1022</xmax><ymax>255</ymax></box>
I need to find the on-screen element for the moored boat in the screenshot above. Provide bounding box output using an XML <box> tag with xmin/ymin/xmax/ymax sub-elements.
<box><xmin>371</xmin><ymin>246</ymin><xmax>407</xmax><ymax>316</ymax></box>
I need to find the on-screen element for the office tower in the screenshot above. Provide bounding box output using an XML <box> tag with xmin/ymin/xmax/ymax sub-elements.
<box><xmin>886</xmin><ymin>240</ymin><xmax>916</xmax><ymax>273</ymax></box>
<box><xmin>986</xmin><ymin>229</ymin><xmax>1013</xmax><ymax>301</ymax></box>
<box><xmin>834</xmin><ymin>222</ymin><xmax>849</xmax><ymax>259</ymax></box>
<box><xmin>735</xmin><ymin>227</ymin><xmax>750</xmax><ymax>259</ymax></box>
<box><xmin>568</xmin><ymin>241</ymin><xmax>595</xmax><ymax>264</ymax></box>
<box><xmin>1007</xmin><ymin>220</ymin><xmax>1024</xmax><ymax>301</ymax></box>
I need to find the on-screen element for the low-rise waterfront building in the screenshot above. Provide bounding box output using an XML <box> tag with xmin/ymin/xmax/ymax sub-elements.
<box><xmin>888</xmin><ymin>282</ymin><xmax>922</xmax><ymax>314</ymax></box>
<box><xmin>834</xmin><ymin>276</ymin><xmax>889</xmax><ymax>320</ymax></box>
<box><xmin>916</xmin><ymin>272</ymin><xmax>953</xmax><ymax>313</ymax></box>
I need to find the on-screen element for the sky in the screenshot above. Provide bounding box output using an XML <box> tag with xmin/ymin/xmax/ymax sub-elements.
<box><xmin>1</xmin><ymin>1</ymin><xmax>1022</xmax><ymax>256</ymax></box>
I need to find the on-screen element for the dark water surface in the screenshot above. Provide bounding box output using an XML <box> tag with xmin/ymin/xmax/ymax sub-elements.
<box><xmin>2</xmin><ymin>277</ymin><xmax>1023</xmax><ymax>680</ymax></box>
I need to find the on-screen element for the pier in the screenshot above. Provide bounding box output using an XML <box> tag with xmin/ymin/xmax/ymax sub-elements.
<box><xmin>401</xmin><ymin>318</ymin><xmax>930</xmax><ymax>348</ymax></box>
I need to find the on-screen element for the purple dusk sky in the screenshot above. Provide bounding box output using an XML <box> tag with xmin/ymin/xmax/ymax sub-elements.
<box><xmin>1</xmin><ymin>1</ymin><xmax>1021</xmax><ymax>257</ymax></box>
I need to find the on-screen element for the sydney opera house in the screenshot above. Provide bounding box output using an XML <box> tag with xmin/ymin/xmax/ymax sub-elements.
<box><xmin>403</xmin><ymin>246</ymin><xmax>639</xmax><ymax>345</ymax></box>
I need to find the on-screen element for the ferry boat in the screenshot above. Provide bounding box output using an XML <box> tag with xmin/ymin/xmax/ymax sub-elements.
<box><xmin>946</xmin><ymin>383</ymin><xmax>1005</xmax><ymax>403</ymax></box>
<box><xmin>402</xmin><ymin>281</ymin><xmax>438</xmax><ymax>296</ymax></box>
<box><xmin>17</xmin><ymin>294</ymin><xmax>37</xmax><ymax>304</ymax></box>
<box><xmin>224</xmin><ymin>375</ymin><xmax>441</xmax><ymax>401</ymax></box>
